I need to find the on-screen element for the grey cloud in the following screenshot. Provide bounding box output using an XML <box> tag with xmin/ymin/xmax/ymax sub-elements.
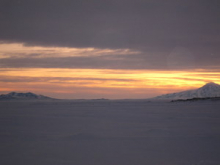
<box><xmin>0</xmin><ymin>55</ymin><xmax>167</xmax><ymax>70</ymax></box>
<box><xmin>1</xmin><ymin>53</ymin><xmax>219</xmax><ymax>70</ymax></box>
<box><xmin>0</xmin><ymin>0</ymin><xmax>220</xmax><ymax>49</ymax></box>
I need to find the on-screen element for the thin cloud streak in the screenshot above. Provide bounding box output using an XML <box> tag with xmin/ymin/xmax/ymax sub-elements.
<box><xmin>0</xmin><ymin>76</ymin><xmax>138</xmax><ymax>83</ymax></box>
<box><xmin>0</xmin><ymin>43</ymin><xmax>140</xmax><ymax>58</ymax></box>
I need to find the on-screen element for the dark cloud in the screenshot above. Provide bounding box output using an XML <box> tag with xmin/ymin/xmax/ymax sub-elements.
<box><xmin>0</xmin><ymin>55</ymin><xmax>168</xmax><ymax>70</ymax></box>
<box><xmin>0</xmin><ymin>0</ymin><xmax>220</xmax><ymax>70</ymax></box>
<box><xmin>0</xmin><ymin>0</ymin><xmax>220</xmax><ymax>49</ymax></box>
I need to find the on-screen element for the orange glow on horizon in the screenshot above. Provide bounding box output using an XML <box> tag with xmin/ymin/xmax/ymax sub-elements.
<box><xmin>0</xmin><ymin>68</ymin><xmax>220</xmax><ymax>99</ymax></box>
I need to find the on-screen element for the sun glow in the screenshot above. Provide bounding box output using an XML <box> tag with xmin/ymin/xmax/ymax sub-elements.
<box><xmin>0</xmin><ymin>68</ymin><xmax>219</xmax><ymax>98</ymax></box>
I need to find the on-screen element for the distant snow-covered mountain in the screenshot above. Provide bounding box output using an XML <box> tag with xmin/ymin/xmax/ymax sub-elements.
<box><xmin>153</xmin><ymin>82</ymin><xmax>220</xmax><ymax>100</ymax></box>
<box><xmin>0</xmin><ymin>92</ymin><xmax>53</xmax><ymax>100</ymax></box>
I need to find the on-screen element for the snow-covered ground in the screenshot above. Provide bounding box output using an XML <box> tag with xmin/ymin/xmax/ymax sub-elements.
<box><xmin>0</xmin><ymin>100</ymin><xmax>220</xmax><ymax>165</ymax></box>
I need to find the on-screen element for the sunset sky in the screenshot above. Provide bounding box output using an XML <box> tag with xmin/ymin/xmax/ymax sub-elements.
<box><xmin>0</xmin><ymin>0</ymin><xmax>220</xmax><ymax>99</ymax></box>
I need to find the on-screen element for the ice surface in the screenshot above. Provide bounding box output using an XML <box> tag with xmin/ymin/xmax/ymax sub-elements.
<box><xmin>0</xmin><ymin>100</ymin><xmax>220</xmax><ymax>165</ymax></box>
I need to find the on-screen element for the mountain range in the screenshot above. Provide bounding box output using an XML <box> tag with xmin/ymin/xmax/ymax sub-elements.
<box><xmin>153</xmin><ymin>82</ymin><xmax>220</xmax><ymax>100</ymax></box>
<box><xmin>0</xmin><ymin>92</ymin><xmax>53</xmax><ymax>100</ymax></box>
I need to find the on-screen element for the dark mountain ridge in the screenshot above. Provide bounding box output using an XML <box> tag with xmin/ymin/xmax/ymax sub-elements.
<box><xmin>0</xmin><ymin>92</ymin><xmax>53</xmax><ymax>100</ymax></box>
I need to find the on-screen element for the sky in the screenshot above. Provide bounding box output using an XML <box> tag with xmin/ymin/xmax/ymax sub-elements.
<box><xmin>0</xmin><ymin>0</ymin><xmax>220</xmax><ymax>99</ymax></box>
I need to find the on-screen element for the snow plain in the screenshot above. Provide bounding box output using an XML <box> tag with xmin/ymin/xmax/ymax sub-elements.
<box><xmin>0</xmin><ymin>100</ymin><xmax>220</xmax><ymax>165</ymax></box>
